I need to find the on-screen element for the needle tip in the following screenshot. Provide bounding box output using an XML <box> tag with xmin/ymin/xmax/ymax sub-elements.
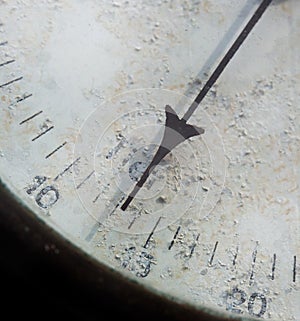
<box><xmin>121</xmin><ymin>196</ymin><xmax>133</xmax><ymax>211</ymax></box>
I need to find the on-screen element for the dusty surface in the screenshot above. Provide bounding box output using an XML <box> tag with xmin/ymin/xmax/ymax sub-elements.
<box><xmin>0</xmin><ymin>1</ymin><xmax>299</xmax><ymax>320</ymax></box>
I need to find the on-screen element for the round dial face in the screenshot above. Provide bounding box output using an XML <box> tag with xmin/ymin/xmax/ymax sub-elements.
<box><xmin>0</xmin><ymin>0</ymin><xmax>299</xmax><ymax>320</ymax></box>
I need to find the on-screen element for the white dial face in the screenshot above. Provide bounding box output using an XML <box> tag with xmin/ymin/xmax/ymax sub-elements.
<box><xmin>0</xmin><ymin>1</ymin><xmax>299</xmax><ymax>320</ymax></box>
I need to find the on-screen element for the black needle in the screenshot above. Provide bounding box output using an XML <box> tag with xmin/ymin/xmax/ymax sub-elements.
<box><xmin>121</xmin><ymin>0</ymin><xmax>273</xmax><ymax>211</ymax></box>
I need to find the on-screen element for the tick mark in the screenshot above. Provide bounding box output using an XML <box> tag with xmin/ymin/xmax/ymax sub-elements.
<box><xmin>109</xmin><ymin>196</ymin><xmax>125</xmax><ymax>216</ymax></box>
<box><xmin>0</xmin><ymin>41</ymin><xmax>8</xmax><ymax>46</ymax></box>
<box><xmin>209</xmin><ymin>241</ymin><xmax>219</xmax><ymax>265</ymax></box>
<box><xmin>54</xmin><ymin>157</ymin><xmax>81</xmax><ymax>181</ymax></box>
<box><xmin>0</xmin><ymin>76</ymin><xmax>23</xmax><ymax>89</ymax></box>
<box><xmin>249</xmin><ymin>243</ymin><xmax>258</xmax><ymax>285</ymax></box>
<box><xmin>189</xmin><ymin>233</ymin><xmax>200</xmax><ymax>258</ymax></box>
<box><xmin>271</xmin><ymin>253</ymin><xmax>276</xmax><ymax>280</ymax></box>
<box><xmin>45</xmin><ymin>141</ymin><xmax>67</xmax><ymax>159</ymax></box>
<box><xmin>143</xmin><ymin>216</ymin><xmax>162</xmax><ymax>249</ymax></box>
<box><xmin>128</xmin><ymin>209</ymin><xmax>142</xmax><ymax>230</ymax></box>
<box><xmin>76</xmin><ymin>170</ymin><xmax>95</xmax><ymax>190</ymax></box>
<box><xmin>16</xmin><ymin>93</ymin><xmax>33</xmax><ymax>103</ymax></box>
<box><xmin>233</xmin><ymin>246</ymin><xmax>239</xmax><ymax>266</ymax></box>
<box><xmin>293</xmin><ymin>255</ymin><xmax>297</xmax><ymax>283</ymax></box>
<box><xmin>168</xmin><ymin>226</ymin><xmax>181</xmax><ymax>250</ymax></box>
<box><xmin>0</xmin><ymin>59</ymin><xmax>15</xmax><ymax>68</ymax></box>
<box><xmin>32</xmin><ymin>125</ymin><xmax>54</xmax><ymax>141</ymax></box>
<box><xmin>19</xmin><ymin>110</ymin><xmax>43</xmax><ymax>125</ymax></box>
<box><xmin>93</xmin><ymin>192</ymin><xmax>101</xmax><ymax>204</ymax></box>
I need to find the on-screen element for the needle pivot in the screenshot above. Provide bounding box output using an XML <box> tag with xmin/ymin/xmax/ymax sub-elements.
<box><xmin>121</xmin><ymin>105</ymin><xmax>204</xmax><ymax>211</ymax></box>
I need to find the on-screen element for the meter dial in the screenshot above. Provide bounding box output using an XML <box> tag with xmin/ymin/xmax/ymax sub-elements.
<box><xmin>0</xmin><ymin>0</ymin><xmax>299</xmax><ymax>320</ymax></box>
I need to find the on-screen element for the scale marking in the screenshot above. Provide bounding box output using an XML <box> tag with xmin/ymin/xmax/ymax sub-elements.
<box><xmin>19</xmin><ymin>110</ymin><xmax>43</xmax><ymax>125</ymax></box>
<box><xmin>168</xmin><ymin>226</ymin><xmax>181</xmax><ymax>250</ymax></box>
<box><xmin>32</xmin><ymin>125</ymin><xmax>54</xmax><ymax>141</ymax></box>
<box><xmin>0</xmin><ymin>59</ymin><xmax>15</xmax><ymax>68</ymax></box>
<box><xmin>209</xmin><ymin>241</ymin><xmax>219</xmax><ymax>265</ymax></box>
<box><xmin>45</xmin><ymin>141</ymin><xmax>67</xmax><ymax>159</ymax></box>
<box><xmin>53</xmin><ymin>157</ymin><xmax>81</xmax><ymax>181</ymax></box>
<box><xmin>76</xmin><ymin>170</ymin><xmax>95</xmax><ymax>190</ymax></box>
<box><xmin>16</xmin><ymin>93</ymin><xmax>33</xmax><ymax>104</ymax></box>
<box><xmin>0</xmin><ymin>76</ymin><xmax>23</xmax><ymax>89</ymax></box>
<box><xmin>143</xmin><ymin>216</ymin><xmax>162</xmax><ymax>249</ymax></box>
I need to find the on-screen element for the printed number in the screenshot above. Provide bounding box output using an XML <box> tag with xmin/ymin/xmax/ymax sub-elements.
<box><xmin>224</xmin><ymin>287</ymin><xmax>247</xmax><ymax>314</ymax></box>
<box><xmin>224</xmin><ymin>287</ymin><xmax>267</xmax><ymax>318</ymax></box>
<box><xmin>35</xmin><ymin>185</ymin><xmax>59</xmax><ymax>209</ymax></box>
<box><xmin>26</xmin><ymin>176</ymin><xmax>47</xmax><ymax>194</ymax></box>
<box><xmin>248</xmin><ymin>292</ymin><xmax>267</xmax><ymax>318</ymax></box>
<box><xmin>26</xmin><ymin>175</ymin><xmax>59</xmax><ymax>209</ymax></box>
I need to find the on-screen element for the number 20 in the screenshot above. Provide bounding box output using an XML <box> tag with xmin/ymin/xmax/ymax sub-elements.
<box><xmin>224</xmin><ymin>287</ymin><xmax>267</xmax><ymax>318</ymax></box>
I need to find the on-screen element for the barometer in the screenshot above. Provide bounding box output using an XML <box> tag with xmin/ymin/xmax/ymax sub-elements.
<box><xmin>0</xmin><ymin>0</ymin><xmax>299</xmax><ymax>320</ymax></box>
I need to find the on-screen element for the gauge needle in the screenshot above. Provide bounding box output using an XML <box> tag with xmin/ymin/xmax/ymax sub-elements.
<box><xmin>121</xmin><ymin>0</ymin><xmax>273</xmax><ymax>211</ymax></box>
